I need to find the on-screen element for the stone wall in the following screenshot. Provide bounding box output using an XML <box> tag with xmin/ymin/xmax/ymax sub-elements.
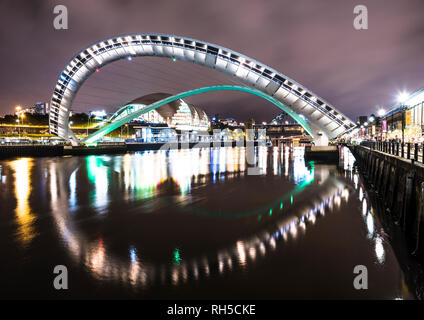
<box><xmin>350</xmin><ymin>145</ymin><xmax>424</xmax><ymax>256</ymax></box>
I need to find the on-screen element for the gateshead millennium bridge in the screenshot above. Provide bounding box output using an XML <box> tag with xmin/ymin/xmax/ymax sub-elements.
<box><xmin>49</xmin><ymin>33</ymin><xmax>356</xmax><ymax>145</ymax></box>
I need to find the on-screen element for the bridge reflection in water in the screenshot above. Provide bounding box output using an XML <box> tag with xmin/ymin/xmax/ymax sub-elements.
<box><xmin>0</xmin><ymin>146</ymin><xmax>416</xmax><ymax>299</ymax></box>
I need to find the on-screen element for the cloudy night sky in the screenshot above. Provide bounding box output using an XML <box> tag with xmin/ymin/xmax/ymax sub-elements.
<box><xmin>1</xmin><ymin>0</ymin><xmax>424</xmax><ymax>122</ymax></box>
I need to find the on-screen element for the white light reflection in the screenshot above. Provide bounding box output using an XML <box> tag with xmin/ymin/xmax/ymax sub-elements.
<box><xmin>362</xmin><ymin>198</ymin><xmax>367</xmax><ymax>216</ymax></box>
<box><xmin>47</xmin><ymin>147</ymin><xmax>352</xmax><ymax>291</ymax></box>
<box><xmin>273</xmin><ymin>147</ymin><xmax>279</xmax><ymax>175</ymax></box>
<box><xmin>375</xmin><ymin>236</ymin><xmax>385</xmax><ymax>264</ymax></box>
<box><xmin>69</xmin><ymin>168</ymin><xmax>78</xmax><ymax>210</ymax></box>
<box><xmin>366</xmin><ymin>212</ymin><xmax>375</xmax><ymax>238</ymax></box>
<box><xmin>11</xmin><ymin>158</ymin><xmax>36</xmax><ymax>247</ymax></box>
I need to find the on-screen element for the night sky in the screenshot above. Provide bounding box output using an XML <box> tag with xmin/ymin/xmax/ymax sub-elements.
<box><xmin>1</xmin><ymin>0</ymin><xmax>424</xmax><ymax>122</ymax></box>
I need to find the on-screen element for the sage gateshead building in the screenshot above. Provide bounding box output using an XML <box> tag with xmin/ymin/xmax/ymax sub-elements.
<box><xmin>109</xmin><ymin>93</ymin><xmax>210</xmax><ymax>142</ymax></box>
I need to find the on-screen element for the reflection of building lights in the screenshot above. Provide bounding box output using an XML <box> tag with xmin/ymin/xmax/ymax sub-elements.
<box><xmin>130</xmin><ymin>246</ymin><xmax>137</xmax><ymax>263</ymax></box>
<box><xmin>248</xmin><ymin>247</ymin><xmax>257</xmax><ymax>261</ymax></box>
<box><xmin>362</xmin><ymin>199</ymin><xmax>367</xmax><ymax>216</ymax></box>
<box><xmin>44</xmin><ymin>146</ymin><xmax>352</xmax><ymax>290</ymax></box>
<box><xmin>227</xmin><ymin>258</ymin><xmax>232</xmax><ymax>270</ymax></box>
<box><xmin>69</xmin><ymin>168</ymin><xmax>78</xmax><ymax>210</ymax></box>
<box><xmin>259</xmin><ymin>243</ymin><xmax>266</xmax><ymax>256</ymax></box>
<box><xmin>11</xmin><ymin>158</ymin><xmax>36</xmax><ymax>247</ymax></box>
<box><xmin>334</xmin><ymin>195</ymin><xmax>341</xmax><ymax>208</ymax></box>
<box><xmin>90</xmin><ymin>243</ymin><xmax>105</xmax><ymax>273</ymax></box>
<box><xmin>171</xmin><ymin>268</ymin><xmax>179</xmax><ymax>285</ymax></box>
<box><xmin>193</xmin><ymin>263</ymin><xmax>199</xmax><ymax>280</ymax></box>
<box><xmin>269</xmin><ymin>237</ymin><xmax>276</xmax><ymax>249</ymax></box>
<box><xmin>342</xmin><ymin>188</ymin><xmax>349</xmax><ymax>202</ymax></box>
<box><xmin>375</xmin><ymin>236</ymin><xmax>385</xmax><ymax>264</ymax></box>
<box><xmin>236</xmin><ymin>241</ymin><xmax>246</xmax><ymax>266</ymax></box>
<box><xmin>366</xmin><ymin>213</ymin><xmax>374</xmax><ymax>238</ymax></box>
<box><xmin>203</xmin><ymin>258</ymin><xmax>210</xmax><ymax>276</ymax></box>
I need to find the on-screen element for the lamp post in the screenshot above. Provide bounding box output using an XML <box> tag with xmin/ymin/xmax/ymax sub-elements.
<box><xmin>16</xmin><ymin>119</ymin><xmax>20</xmax><ymax>138</ymax></box>
<box><xmin>401</xmin><ymin>106</ymin><xmax>406</xmax><ymax>144</ymax></box>
<box><xmin>15</xmin><ymin>106</ymin><xmax>22</xmax><ymax>139</ymax></box>
<box><xmin>368</xmin><ymin>115</ymin><xmax>375</xmax><ymax>140</ymax></box>
<box><xmin>378</xmin><ymin>108</ymin><xmax>385</xmax><ymax>141</ymax></box>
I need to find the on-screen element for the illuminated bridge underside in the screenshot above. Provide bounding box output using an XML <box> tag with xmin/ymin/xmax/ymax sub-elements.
<box><xmin>49</xmin><ymin>33</ymin><xmax>356</xmax><ymax>145</ymax></box>
<box><xmin>84</xmin><ymin>85</ymin><xmax>314</xmax><ymax>144</ymax></box>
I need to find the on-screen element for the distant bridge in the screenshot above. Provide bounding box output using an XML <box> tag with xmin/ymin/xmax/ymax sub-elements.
<box><xmin>49</xmin><ymin>33</ymin><xmax>356</xmax><ymax>145</ymax></box>
<box><xmin>83</xmin><ymin>85</ymin><xmax>314</xmax><ymax>144</ymax></box>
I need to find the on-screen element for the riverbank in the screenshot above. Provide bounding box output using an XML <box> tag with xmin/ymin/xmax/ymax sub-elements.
<box><xmin>349</xmin><ymin>145</ymin><xmax>424</xmax><ymax>259</ymax></box>
<box><xmin>0</xmin><ymin>141</ymin><xmax>262</xmax><ymax>159</ymax></box>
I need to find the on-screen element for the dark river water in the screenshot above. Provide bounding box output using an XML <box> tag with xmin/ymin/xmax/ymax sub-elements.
<box><xmin>0</xmin><ymin>146</ymin><xmax>419</xmax><ymax>299</ymax></box>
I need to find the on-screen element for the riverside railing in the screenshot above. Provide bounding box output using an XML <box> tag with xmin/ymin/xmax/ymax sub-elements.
<box><xmin>361</xmin><ymin>141</ymin><xmax>424</xmax><ymax>163</ymax></box>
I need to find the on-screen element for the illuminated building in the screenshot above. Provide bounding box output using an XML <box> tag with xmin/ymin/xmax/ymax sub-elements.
<box><xmin>109</xmin><ymin>93</ymin><xmax>210</xmax><ymax>142</ymax></box>
<box><xmin>381</xmin><ymin>88</ymin><xmax>424</xmax><ymax>141</ymax></box>
<box><xmin>123</xmin><ymin>93</ymin><xmax>209</xmax><ymax>131</ymax></box>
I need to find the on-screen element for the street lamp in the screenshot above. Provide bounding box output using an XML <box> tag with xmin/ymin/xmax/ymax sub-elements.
<box><xmin>377</xmin><ymin>109</ymin><xmax>386</xmax><ymax>141</ymax></box>
<box><xmin>397</xmin><ymin>92</ymin><xmax>409</xmax><ymax>104</ymax></box>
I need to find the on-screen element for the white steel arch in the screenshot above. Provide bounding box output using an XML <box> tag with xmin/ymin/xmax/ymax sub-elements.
<box><xmin>49</xmin><ymin>33</ymin><xmax>356</xmax><ymax>145</ymax></box>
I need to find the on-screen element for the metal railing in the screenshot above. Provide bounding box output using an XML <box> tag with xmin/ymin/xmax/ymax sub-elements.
<box><xmin>361</xmin><ymin>141</ymin><xmax>424</xmax><ymax>163</ymax></box>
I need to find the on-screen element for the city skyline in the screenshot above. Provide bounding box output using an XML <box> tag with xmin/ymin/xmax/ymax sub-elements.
<box><xmin>1</xmin><ymin>0</ymin><xmax>424</xmax><ymax>122</ymax></box>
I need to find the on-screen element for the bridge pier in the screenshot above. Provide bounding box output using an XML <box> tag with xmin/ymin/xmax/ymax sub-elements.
<box><xmin>313</xmin><ymin>131</ymin><xmax>329</xmax><ymax>147</ymax></box>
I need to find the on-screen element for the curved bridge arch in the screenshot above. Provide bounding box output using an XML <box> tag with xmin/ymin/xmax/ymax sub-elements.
<box><xmin>49</xmin><ymin>33</ymin><xmax>356</xmax><ymax>145</ymax></box>
<box><xmin>83</xmin><ymin>85</ymin><xmax>314</xmax><ymax>144</ymax></box>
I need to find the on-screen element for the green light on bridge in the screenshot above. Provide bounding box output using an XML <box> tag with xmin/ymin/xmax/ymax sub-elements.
<box><xmin>83</xmin><ymin>85</ymin><xmax>314</xmax><ymax>144</ymax></box>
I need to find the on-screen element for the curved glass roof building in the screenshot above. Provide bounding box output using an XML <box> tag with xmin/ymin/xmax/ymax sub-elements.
<box><xmin>108</xmin><ymin>92</ymin><xmax>210</xmax><ymax>132</ymax></box>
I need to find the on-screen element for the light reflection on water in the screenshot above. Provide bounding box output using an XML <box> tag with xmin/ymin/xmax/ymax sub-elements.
<box><xmin>48</xmin><ymin>148</ymin><xmax>372</xmax><ymax>287</ymax></box>
<box><xmin>10</xmin><ymin>158</ymin><xmax>37</xmax><ymax>247</ymax></box>
<box><xmin>0</xmin><ymin>146</ymin><xmax>416</xmax><ymax>299</ymax></box>
<box><xmin>46</xmin><ymin>147</ymin><xmax>324</xmax><ymax>285</ymax></box>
